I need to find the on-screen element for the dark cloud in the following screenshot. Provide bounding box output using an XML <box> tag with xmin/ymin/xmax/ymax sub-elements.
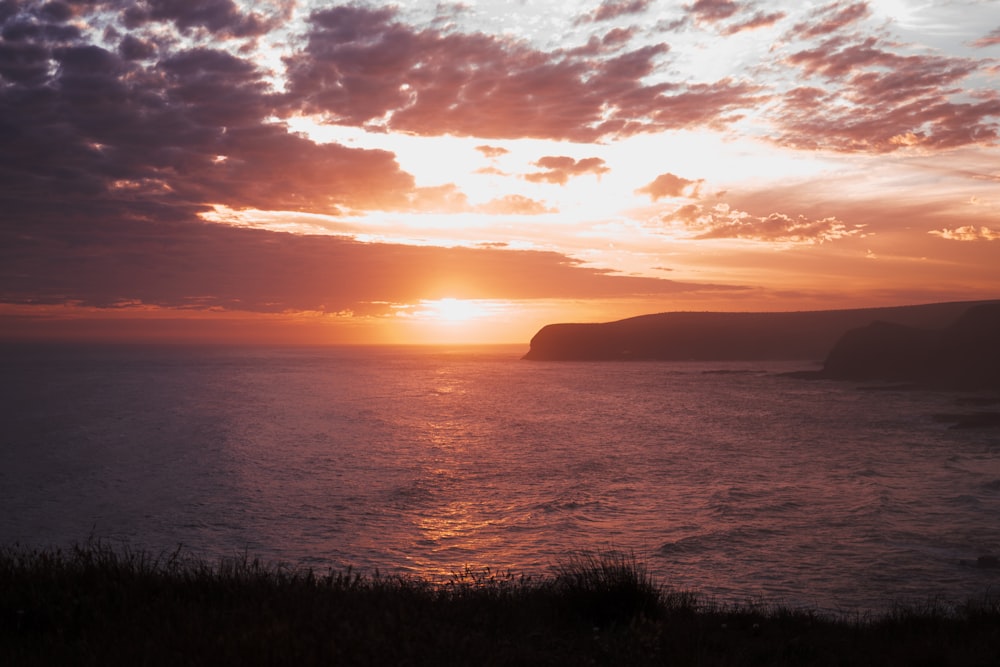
<box><xmin>525</xmin><ymin>156</ymin><xmax>610</xmax><ymax>185</ymax></box>
<box><xmin>119</xmin><ymin>33</ymin><xmax>156</xmax><ymax>60</ymax></box>
<box><xmin>0</xmin><ymin>11</ymin><xmax>418</xmax><ymax>219</ymax></box>
<box><xmin>0</xmin><ymin>1</ymin><xmax>706</xmax><ymax>318</ymax></box>
<box><xmin>283</xmin><ymin>6</ymin><xmax>759</xmax><ymax>141</ymax></box>
<box><xmin>0</xmin><ymin>204</ymin><xmax>713</xmax><ymax>313</ymax></box>
<box><xmin>39</xmin><ymin>1</ymin><xmax>73</xmax><ymax>22</ymax></box>
<box><xmin>134</xmin><ymin>0</ymin><xmax>284</xmax><ymax>37</ymax></box>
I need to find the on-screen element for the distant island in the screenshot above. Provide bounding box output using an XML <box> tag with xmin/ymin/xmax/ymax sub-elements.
<box><xmin>523</xmin><ymin>300</ymin><xmax>1000</xmax><ymax>390</ymax></box>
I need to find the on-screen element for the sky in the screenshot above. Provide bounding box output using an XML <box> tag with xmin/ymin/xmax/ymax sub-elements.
<box><xmin>1</xmin><ymin>0</ymin><xmax>998</xmax><ymax>345</ymax></box>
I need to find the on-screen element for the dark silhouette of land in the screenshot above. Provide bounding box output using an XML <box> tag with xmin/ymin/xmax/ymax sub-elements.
<box><xmin>5</xmin><ymin>544</ymin><xmax>1000</xmax><ymax>666</ymax></box>
<box><xmin>523</xmin><ymin>300</ymin><xmax>999</xmax><ymax>366</ymax></box>
<box><xmin>806</xmin><ymin>302</ymin><xmax>1000</xmax><ymax>390</ymax></box>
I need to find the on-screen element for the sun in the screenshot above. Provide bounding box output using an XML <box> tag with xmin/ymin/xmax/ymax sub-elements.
<box><xmin>386</xmin><ymin>297</ymin><xmax>534</xmax><ymax>344</ymax></box>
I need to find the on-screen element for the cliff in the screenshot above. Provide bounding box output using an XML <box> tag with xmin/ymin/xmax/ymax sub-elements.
<box><xmin>523</xmin><ymin>301</ymin><xmax>996</xmax><ymax>362</ymax></box>
<box><xmin>818</xmin><ymin>303</ymin><xmax>1000</xmax><ymax>390</ymax></box>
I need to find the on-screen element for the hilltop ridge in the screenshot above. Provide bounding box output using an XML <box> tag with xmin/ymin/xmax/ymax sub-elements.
<box><xmin>523</xmin><ymin>300</ymin><xmax>999</xmax><ymax>362</ymax></box>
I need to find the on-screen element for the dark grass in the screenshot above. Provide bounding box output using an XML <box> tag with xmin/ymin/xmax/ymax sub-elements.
<box><xmin>2</xmin><ymin>543</ymin><xmax>999</xmax><ymax>666</ymax></box>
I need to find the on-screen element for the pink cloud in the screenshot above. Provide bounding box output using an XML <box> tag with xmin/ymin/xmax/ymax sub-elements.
<box><xmin>972</xmin><ymin>27</ymin><xmax>1000</xmax><ymax>48</ymax></box>
<box><xmin>777</xmin><ymin>32</ymin><xmax>1000</xmax><ymax>152</ymax></box>
<box><xmin>665</xmin><ymin>203</ymin><xmax>865</xmax><ymax>244</ymax></box>
<box><xmin>789</xmin><ymin>1</ymin><xmax>870</xmax><ymax>39</ymax></box>
<box><xmin>579</xmin><ymin>0</ymin><xmax>652</xmax><ymax>23</ymax></box>
<box><xmin>688</xmin><ymin>0</ymin><xmax>741</xmax><ymax>24</ymax></box>
<box><xmin>721</xmin><ymin>11</ymin><xmax>786</xmax><ymax>35</ymax></box>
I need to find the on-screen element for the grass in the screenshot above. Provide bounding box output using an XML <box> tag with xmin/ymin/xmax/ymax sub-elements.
<box><xmin>2</xmin><ymin>543</ymin><xmax>999</xmax><ymax>666</ymax></box>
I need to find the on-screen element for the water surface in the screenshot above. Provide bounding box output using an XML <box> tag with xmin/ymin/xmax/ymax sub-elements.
<box><xmin>2</xmin><ymin>343</ymin><xmax>998</xmax><ymax>611</ymax></box>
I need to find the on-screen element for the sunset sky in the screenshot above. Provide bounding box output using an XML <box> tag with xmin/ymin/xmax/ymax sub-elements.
<box><xmin>2</xmin><ymin>0</ymin><xmax>998</xmax><ymax>344</ymax></box>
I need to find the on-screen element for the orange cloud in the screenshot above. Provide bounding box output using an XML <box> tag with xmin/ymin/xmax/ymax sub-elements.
<box><xmin>637</xmin><ymin>173</ymin><xmax>704</xmax><ymax>200</ymax></box>
<box><xmin>929</xmin><ymin>226</ymin><xmax>1000</xmax><ymax>241</ymax></box>
<box><xmin>476</xmin><ymin>195</ymin><xmax>555</xmax><ymax>215</ymax></box>
<box><xmin>525</xmin><ymin>156</ymin><xmax>610</xmax><ymax>185</ymax></box>
<box><xmin>475</xmin><ymin>145</ymin><xmax>509</xmax><ymax>158</ymax></box>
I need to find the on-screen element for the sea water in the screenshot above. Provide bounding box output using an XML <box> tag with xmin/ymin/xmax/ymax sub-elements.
<box><xmin>1</xmin><ymin>343</ymin><xmax>998</xmax><ymax>612</ymax></box>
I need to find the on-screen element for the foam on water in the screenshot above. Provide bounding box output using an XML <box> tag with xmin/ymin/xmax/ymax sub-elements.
<box><xmin>1</xmin><ymin>343</ymin><xmax>998</xmax><ymax>612</ymax></box>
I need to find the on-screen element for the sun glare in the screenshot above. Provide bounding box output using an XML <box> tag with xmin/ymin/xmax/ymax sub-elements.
<box><xmin>384</xmin><ymin>298</ymin><xmax>535</xmax><ymax>344</ymax></box>
<box><xmin>413</xmin><ymin>298</ymin><xmax>497</xmax><ymax>323</ymax></box>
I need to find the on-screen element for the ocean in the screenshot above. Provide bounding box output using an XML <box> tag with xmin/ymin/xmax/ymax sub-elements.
<box><xmin>1</xmin><ymin>343</ymin><xmax>998</xmax><ymax>612</ymax></box>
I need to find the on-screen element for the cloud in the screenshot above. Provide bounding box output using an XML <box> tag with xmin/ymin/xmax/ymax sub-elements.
<box><xmin>476</xmin><ymin>195</ymin><xmax>555</xmax><ymax>215</ymax></box>
<box><xmin>721</xmin><ymin>11</ymin><xmax>786</xmax><ymax>35</ymax></box>
<box><xmin>0</xmin><ymin>211</ymin><xmax>725</xmax><ymax>313</ymax></box>
<box><xmin>476</xmin><ymin>145</ymin><xmax>509</xmax><ymax>158</ymax></box>
<box><xmin>972</xmin><ymin>27</ymin><xmax>1000</xmax><ymax>48</ymax></box>
<box><xmin>578</xmin><ymin>0</ymin><xmax>652</xmax><ymax>23</ymax></box>
<box><xmin>398</xmin><ymin>187</ymin><xmax>555</xmax><ymax>215</ymax></box>
<box><xmin>775</xmin><ymin>30</ymin><xmax>1000</xmax><ymax>152</ymax></box>
<box><xmin>664</xmin><ymin>203</ymin><xmax>865</xmax><ymax>244</ymax></box>
<box><xmin>0</xmin><ymin>2</ymin><xmax>731</xmax><ymax>317</ymax></box>
<box><xmin>636</xmin><ymin>173</ymin><xmax>703</xmax><ymax>200</ymax></box>
<box><xmin>683</xmin><ymin>1</ymin><xmax>785</xmax><ymax>36</ymax></box>
<box><xmin>283</xmin><ymin>5</ymin><xmax>759</xmax><ymax>141</ymax></box>
<box><xmin>928</xmin><ymin>226</ymin><xmax>1000</xmax><ymax>241</ymax></box>
<box><xmin>687</xmin><ymin>0</ymin><xmax>741</xmax><ymax>24</ymax></box>
<box><xmin>406</xmin><ymin>184</ymin><xmax>470</xmax><ymax>212</ymax></box>
<box><xmin>788</xmin><ymin>1</ymin><xmax>870</xmax><ymax>39</ymax></box>
<box><xmin>524</xmin><ymin>156</ymin><xmax>610</xmax><ymax>185</ymax></box>
<box><xmin>122</xmin><ymin>0</ymin><xmax>289</xmax><ymax>38</ymax></box>
<box><xmin>0</xmin><ymin>6</ymin><xmax>424</xmax><ymax>223</ymax></box>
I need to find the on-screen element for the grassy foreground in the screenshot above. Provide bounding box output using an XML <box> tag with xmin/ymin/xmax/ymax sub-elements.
<box><xmin>2</xmin><ymin>544</ymin><xmax>998</xmax><ymax>666</ymax></box>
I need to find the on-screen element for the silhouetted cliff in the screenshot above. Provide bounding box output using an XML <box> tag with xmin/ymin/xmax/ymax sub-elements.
<box><xmin>819</xmin><ymin>303</ymin><xmax>1000</xmax><ymax>390</ymax></box>
<box><xmin>523</xmin><ymin>301</ymin><xmax>996</xmax><ymax>362</ymax></box>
